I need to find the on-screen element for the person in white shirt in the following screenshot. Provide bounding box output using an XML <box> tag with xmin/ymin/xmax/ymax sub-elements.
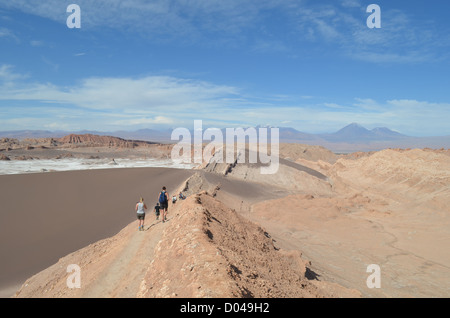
<box><xmin>135</xmin><ymin>197</ymin><xmax>147</xmax><ymax>231</ymax></box>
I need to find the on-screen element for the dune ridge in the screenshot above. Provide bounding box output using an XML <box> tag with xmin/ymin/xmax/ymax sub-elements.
<box><xmin>13</xmin><ymin>179</ymin><xmax>359</xmax><ymax>298</ymax></box>
<box><xmin>138</xmin><ymin>191</ymin><xmax>359</xmax><ymax>298</ymax></box>
<box><xmin>5</xmin><ymin>142</ymin><xmax>450</xmax><ymax>298</ymax></box>
<box><xmin>248</xmin><ymin>147</ymin><xmax>450</xmax><ymax>297</ymax></box>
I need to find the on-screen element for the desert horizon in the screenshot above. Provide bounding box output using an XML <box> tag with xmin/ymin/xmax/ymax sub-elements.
<box><xmin>1</xmin><ymin>122</ymin><xmax>450</xmax><ymax>153</ymax></box>
<box><xmin>1</xmin><ymin>0</ymin><xmax>450</xmax><ymax>307</ymax></box>
<box><xmin>0</xmin><ymin>133</ymin><xmax>448</xmax><ymax>299</ymax></box>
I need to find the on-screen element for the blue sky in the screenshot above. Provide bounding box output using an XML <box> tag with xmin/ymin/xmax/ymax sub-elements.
<box><xmin>0</xmin><ymin>0</ymin><xmax>449</xmax><ymax>136</ymax></box>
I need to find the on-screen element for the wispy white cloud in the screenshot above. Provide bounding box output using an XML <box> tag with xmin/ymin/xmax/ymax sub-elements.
<box><xmin>1</xmin><ymin>0</ymin><xmax>274</xmax><ymax>43</ymax></box>
<box><xmin>290</xmin><ymin>2</ymin><xmax>448</xmax><ymax>64</ymax></box>
<box><xmin>2</xmin><ymin>0</ymin><xmax>448</xmax><ymax>63</ymax></box>
<box><xmin>0</xmin><ymin>75</ymin><xmax>238</xmax><ymax>109</ymax></box>
<box><xmin>0</xmin><ymin>27</ymin><xmax>19</xmax><ymax>42</ymax></box>
<box><xmin>30</xmin><ymin>40</ymin><xmax>44</xmax><ymax>47</ymax></box>
<box><xmin>0</xmin><ymin>67</ymin><xmax>242</xmax><ymax>130</ymax></box>
<box><xmin>1</xmin><ymin>64</ymin><xmax>449</xmax><ymax>135</ymax></box>
<box><xmin>340</xmin><ymin>0</ymin><xmax>360</xmax><ymax>8</ymax></box>
<box><xmin>111</xmin><ymin>116</ymin><xmax>174</xmax><ymax>126</ymax></box>
<box><xmin>41</xmin><ymin>56</ymin><xmax>59</xmax><ymax>72</ymax></box>
<box><xmin>0</xmin><ymin>65</ymin><xmax>28</xmax><ymax>82</ymax></box>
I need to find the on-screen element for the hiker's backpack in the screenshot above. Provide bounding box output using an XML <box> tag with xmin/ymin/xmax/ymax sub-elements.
<box><xmin>159</xmin><ymin>191</ymin><xmax>167</xmax><ymax>204</ymax></box>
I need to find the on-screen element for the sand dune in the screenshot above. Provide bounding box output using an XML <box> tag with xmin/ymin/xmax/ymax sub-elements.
<box><xmin>138</xmin><ymin>192</ymin><xmax>359</xmax><ymax>298</ymax></box>
<box><xmin>199</xmin><ymin>146</ymin><xmax>333</xmax><ymax>196</ymax></box>
<box><xmin>278</xmin><ymin>143</ymin><xmax>339</xmax><ymax>163</ymax></box>
<box><xmin>13</xmin><ymin>181</ymin><xmax>359</xmax><ymax>298</ymax></box>
<box><xmin>0</xmin><ymin>167</ymin><xmax>194</xmax><ymax>297</ymax></box>
<box><xmin>249</xmin><ymin>148</ymin><xmax>450</xmax><ymax>297</ymax></box>
<box><xmin>4</xmin><ymin>142</ymin><xmax>450</xmax><ymax>298</ymax></box>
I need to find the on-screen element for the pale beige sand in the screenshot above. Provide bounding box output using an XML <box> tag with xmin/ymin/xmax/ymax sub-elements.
<box><xmin>249</xmin><ymin>149</ymin><xmax>450</xmax><ymax>297</ymax></box>
<box><xmin>5</xmin><ymin>145</ymin><xmax>450</xmax><ymax>298</ymax></box>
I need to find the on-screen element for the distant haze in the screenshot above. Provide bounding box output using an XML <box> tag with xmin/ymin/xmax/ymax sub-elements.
<box><xmin>1</xmin><ymin>123</ymin><xmax>449</xmax><ymax>153</ymax></box>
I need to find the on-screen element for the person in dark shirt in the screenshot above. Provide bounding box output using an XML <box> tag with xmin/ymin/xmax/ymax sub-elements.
<box><xmin>154</xmin><ymin>202</ymin><xmax>161</xmax><ymax>221</ymax></box>
<box><xmin>158</xmin><ymin>186</ymin><xmax>169</xmax><ymax>223</ymax></box>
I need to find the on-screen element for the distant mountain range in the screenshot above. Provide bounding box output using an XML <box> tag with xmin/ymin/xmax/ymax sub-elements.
<box><xmin>276</xmin><ymin>123</ymin><xmax>449</xmax><ymax>152</ymax></box>
<box><xmin>320</xmin><ymin>123</ymin><xmax>407</xmax><ymax>143</ymax></box>
<box><xmin>1</xmin><ymin>123</ymin><xmax>449</xmax><ymax>153</ymax></box>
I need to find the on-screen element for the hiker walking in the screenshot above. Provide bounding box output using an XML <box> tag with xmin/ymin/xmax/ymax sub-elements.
<box><xmin>135</xmin><ymin>197</ymin><xmax>147</xmax><ymax>231</ymax></box>
<box><xmin>154</xmin><ymin>202</ymin><xmax>161</xmax><ymax>220</ymax></box>
<box><xmin>158</xmin><ymin>186</ymin><xmax>169</xmax><ymax>223</ymax></box>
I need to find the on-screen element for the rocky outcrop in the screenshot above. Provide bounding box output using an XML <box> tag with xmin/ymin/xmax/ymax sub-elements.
<box><xmin>0</xmin><ymin>138</ymin><xmax>20</xmax><ymax>150</ymax></box>
<box><xmin>57</xmin><ymin>134</ymin><xmax>152</xmax><ymax>149</ymax></box>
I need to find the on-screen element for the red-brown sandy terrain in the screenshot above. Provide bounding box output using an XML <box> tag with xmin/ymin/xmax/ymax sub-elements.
<box><xmin>249</xmin><ymin>148</ymin><xmax>450</xmax><ymax>297</ymax></box>
<box><xmin>13</xmin><ymin>174</ymin><xmax>359</xmax><ymax>298</ymax></box>
<box><xmin>2</xmin><ymin>137</ymin><xmax>448</xmax><ymax>298</ymax></box>
<box><xmin>0</xmin><ymin>167</ymin><xmax>194</xmax><ymax>297</ymax></box>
